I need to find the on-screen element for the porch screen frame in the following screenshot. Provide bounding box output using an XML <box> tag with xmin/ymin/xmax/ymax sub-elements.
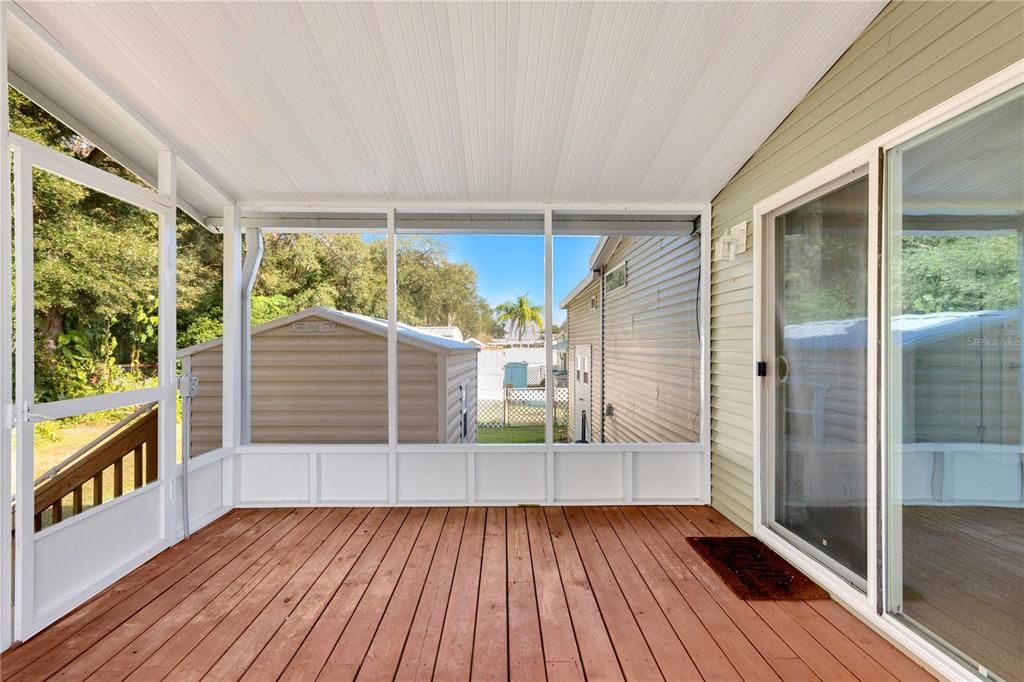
<box><xmin>7</xmin><ymin>132</ymin><xmax>178</xmax><ymax>641</ymax></box>
<box><xmin>227</xmin><ymin>203</ymin><xmax>711</xmax><ymax>505</ymax></box>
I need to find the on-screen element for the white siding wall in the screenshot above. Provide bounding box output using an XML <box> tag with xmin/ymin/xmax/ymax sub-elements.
<box><xmin>709</xmin><ymin>1</ymin><xmax>1024</xmax><ymax>531</ymax></box>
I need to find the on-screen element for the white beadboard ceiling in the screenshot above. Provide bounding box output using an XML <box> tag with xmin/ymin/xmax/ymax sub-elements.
<box><xmin>10</xmin><ymin>1</ymin><xmax>884</xmax><ymax>218</ymax></box>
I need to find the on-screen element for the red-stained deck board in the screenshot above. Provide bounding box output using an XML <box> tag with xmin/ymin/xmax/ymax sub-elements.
<box><xmin>1</xmin><ymin>506</ymin><xmax>935</xmax><ymax>682</ymax></box>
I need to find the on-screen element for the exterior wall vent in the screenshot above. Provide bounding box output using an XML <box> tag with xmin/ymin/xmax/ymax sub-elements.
<box><xmin>292</xmin><ymin>321</ymin><xmax>337</xmax><ymax>334</ymax></box>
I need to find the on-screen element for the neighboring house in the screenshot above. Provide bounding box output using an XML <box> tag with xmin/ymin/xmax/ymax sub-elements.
<box><xmin>178</xmin><ymin>307</ymin><xmax>478</xmax><ymax>454</ymax></box>
<box><xmin>561</xmin><ymin>235</ymin><xmax>702</xmax><ymax>443</ymax></box>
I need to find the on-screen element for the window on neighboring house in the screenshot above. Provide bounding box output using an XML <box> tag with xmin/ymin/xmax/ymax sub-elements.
<box><xmin>604</xmin><ymin>261</ymin><xmax>627</xmax><ymax>292</ymax></box>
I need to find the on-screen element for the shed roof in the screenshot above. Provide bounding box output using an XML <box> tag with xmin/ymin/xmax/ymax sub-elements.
<box><xmin>784</xmin><ymin>310</ymin><xmax>1021</xmax><ymax>352</ymax></box>
<box><xmin>178</xmin><ymin>306</ymin><xmax>479</xmax><ymax>358</ymax></box>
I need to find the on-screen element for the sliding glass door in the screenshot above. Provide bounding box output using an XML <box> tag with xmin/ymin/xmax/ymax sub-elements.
<box><xmin>767</xmin><ymin>172</ymin><xmax>870</xmax><ymax>588</ymax></box>
<box><xmin>887</xmin><ymin>85</ymin><xmax>1023</xmax><ymax>680</ymax></box>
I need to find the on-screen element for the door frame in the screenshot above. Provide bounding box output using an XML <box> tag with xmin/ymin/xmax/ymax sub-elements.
<box><xmin>573</xmin><ymin>344</ymin><xmax>592</xmax><ymax>442</ymax></box>
<box><xmin>752</xmin><ymin>149</ymin><xmax>880</xmax><ymax>615</ymax></box>
<box><xmin>752</xmin><ymin>61</ymin><xmax>1024</xmax><ymax>682</ymax></box>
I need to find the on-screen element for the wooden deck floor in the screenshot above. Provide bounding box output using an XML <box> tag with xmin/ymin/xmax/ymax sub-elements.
<box><xmin>1</xmin><ymin>506</ymin><xmax>935</xmax><ymax>681</ymax></box>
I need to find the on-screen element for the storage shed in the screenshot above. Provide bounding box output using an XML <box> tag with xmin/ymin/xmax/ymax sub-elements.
<box><xmin>178</xmin><ymin>307</ymin><xmax>479</xmax><ymax>454</ymax></box>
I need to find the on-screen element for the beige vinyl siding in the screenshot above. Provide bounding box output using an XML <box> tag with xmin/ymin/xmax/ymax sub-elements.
<box><xmin>566</xmin><ymin>281</ymin><xmax>601</xmax><ymax>442</ymax></box>
<box><xmin>186</xmin><ymin>313</ymin><xmax>453</xmax><ymax>447</ymax></box>
<box><xmin>708</xmin><ymin>1</ymin><xmax>1024</xmax><ymax>531</ymax></box>
<box><xmin>601</xmin><ymin>236</ymin><xmax>701</xmax><ymax>443</ymax></box>
<box><xmin>444</xmin><ymin>351</ymin><xmax>478</xmax><ymax>443</ymax></box>
<box><xmin>185</xmin><ymin>349</ymin><xmax>223</xmax><ymax>457</ymax></box>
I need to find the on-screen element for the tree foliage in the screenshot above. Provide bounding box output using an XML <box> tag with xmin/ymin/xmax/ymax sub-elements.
<box><xmin>11</xmin><ymin>86</ymin><xmax>503</xmax><ymax>402</ymax></box>
<box><xmin>251</xmin><ymin>234</ymin><xmax>501</xmax><ymax>339</ymax></box>
<box><xmin>897</xmin><ymin>235</ymin><xmax>1020</xmax><ymax>314</ymax></box>
<box><xmin>495</xmin><ymin>294</ymin><xmax>544</xmax><ymax>340</ymax></box>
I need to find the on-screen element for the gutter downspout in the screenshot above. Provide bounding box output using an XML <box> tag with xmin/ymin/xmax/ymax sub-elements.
<box><xmin>240</xmin><ymin>228</ymin><xmax>264</xmax><ymax>444</ymax></box>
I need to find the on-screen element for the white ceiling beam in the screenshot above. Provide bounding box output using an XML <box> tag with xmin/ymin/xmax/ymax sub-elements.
<box><xmin>7</xmin><ymin>2</ymin><xmax>234</xmax><ymax>209</ymax></box>
<box><xmin>236</xmin><ymin>200</ymin><xmax>708</xmax><ymax>214</ymax></box>
<box><xmin>7</xmin><ymin>71</ymin><xmax>208</xmax><ymax>227</ymax></box>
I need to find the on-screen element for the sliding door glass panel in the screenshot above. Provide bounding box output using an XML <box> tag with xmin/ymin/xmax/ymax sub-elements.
<box><xmin>887</xmin><ymin>85</ymin><xmax>1024</xmax><ymax>680</ymax></box>
<box><xmin>773</xmin><ymin>174</ymin><xmax>869</xmax><ymax>585</ymax></box>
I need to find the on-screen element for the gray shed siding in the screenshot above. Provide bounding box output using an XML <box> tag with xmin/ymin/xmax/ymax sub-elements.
<box><xmin>600</xmin><ymin>236</ymin><xmax>701</xmax><ymax>443</ymax></box>
<box><xmin>565</xmin><ymin>235</ymin><xmax>701</xmax><ymax>443</ymax></box>
<box><xmin>708</xmin><ymin>1</ymin><xmax>1024</xmax><ymax>531</ymax></box>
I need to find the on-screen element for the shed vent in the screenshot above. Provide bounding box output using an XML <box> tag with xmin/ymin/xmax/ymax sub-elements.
<box><xmin>292</xmin><ymin>321</ymin><xmax>337</xmax><ymax>334</ymax></box>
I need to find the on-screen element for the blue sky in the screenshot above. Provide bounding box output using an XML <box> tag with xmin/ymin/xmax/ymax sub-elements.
<box><xmin>438</xmin><ymin>235</ymin><xmax>599</xmax><ymax>325</ymax></box>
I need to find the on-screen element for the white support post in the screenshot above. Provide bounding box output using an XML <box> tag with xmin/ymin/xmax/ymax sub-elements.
<box><xmin>222</xmin><ymin>204</ymin><xmax>242</xmax><ymax>505</ymax></box>
<box><xmin>544</xmin><ymin>209</ymin><xmax>555</xmax><ymax>502</ymax></box>
<box><xmin>544</xmin><ymin>210</ymin><xmax>554</xmax><ymax>445</ymax></box>
<box><xmin>157</xmin><ymin>151</ymin><xmax>177</xmax><ymax>540</ymax></box>
<box><xmin>12</xmin><ymin>144</ymin><xmax>35</xmax><ymax>641</ymax></box>
<box><xmin>386</xmin><ymin>208</ymin><xmax>397</xmax><ymax>504</ymax></box>
<box><xmin>0</xmin><ymin>1</ymin><xmax>13</xmax><ymax>650</ymax></box>
<box><xmin>699</xmin><ymin>204</ymin><xmax>712</xmax><ymax>504</ymax></box>
<box><xmin>866</xmin><ymin>151</ymin><xmax>881</xmax><ymax>611</ymax></box>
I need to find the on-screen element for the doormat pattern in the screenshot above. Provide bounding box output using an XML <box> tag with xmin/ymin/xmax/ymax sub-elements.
<box><xmin>687</xmin><ymin>536</ymin><xmax>830</xmax><ymax>601</ymax></box>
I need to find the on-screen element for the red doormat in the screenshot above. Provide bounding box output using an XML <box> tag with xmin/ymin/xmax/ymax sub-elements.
<box><xmin>687</xmin><ymin>536</ymin><xmax>829</xmax><ymax>601</ymax></box>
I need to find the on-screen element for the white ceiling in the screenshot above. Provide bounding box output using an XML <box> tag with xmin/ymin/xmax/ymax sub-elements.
<box><xmin>10</xmin><ymin>1</ymin><xmax>884</xmax><ymax>218</ymax></box>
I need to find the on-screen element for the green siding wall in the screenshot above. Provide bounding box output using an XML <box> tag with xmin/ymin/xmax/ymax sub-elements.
<box><xmin>708</xmin><ymin>0</ymin><xmax>1024</xmax><ymax>532</ymax></box>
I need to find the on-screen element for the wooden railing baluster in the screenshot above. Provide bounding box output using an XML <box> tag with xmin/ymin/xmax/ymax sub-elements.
<box><xmin>114</xmin><ymin>458</ymin><xmax>124</xmax><ymax>498</ymax></box>
<box><xmin>133</xmin><ymin>446</ymin><xmax>143</xmax><ymax>489</ymax></box>
<box><xmin>145</xmin><ymin>421</ymin><xmax>158</xmax><ymax>484</ymax></box>
<box><xmin>29</xmin><ymin>405</ymin><xmax>159</xmax><ymax>530</ymax></box>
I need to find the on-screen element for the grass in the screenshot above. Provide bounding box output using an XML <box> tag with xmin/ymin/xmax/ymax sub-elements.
<box><xmin>13</xmin><ymin>413</ymin><xmax>185</xmax><ymax>529</ymax></box>
<box><xmin>478</xmin><ymin>424</ymin><xmax>568</xmax><ymax>444</ymax></box>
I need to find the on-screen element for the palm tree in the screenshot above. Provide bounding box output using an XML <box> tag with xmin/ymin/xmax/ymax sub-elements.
<box><xmin>494</xmin><ymin>294</ymin><xmax>543</xmax><ymax>341</ymax></box>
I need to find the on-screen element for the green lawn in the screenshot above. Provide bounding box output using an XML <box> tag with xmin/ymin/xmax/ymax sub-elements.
<box><xmin>477</xmin><ymin>424</ymin><xmax>568</xmax><ymax>444</ymax></box>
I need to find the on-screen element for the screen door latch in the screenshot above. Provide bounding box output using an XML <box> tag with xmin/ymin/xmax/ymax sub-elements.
<box><xmin>755</xmin><ymin>361</ymin><xmax>767</xmax><ymax>378</ymax></box>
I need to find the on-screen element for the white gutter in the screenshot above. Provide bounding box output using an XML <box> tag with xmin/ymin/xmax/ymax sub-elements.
<box><xmin>239</xmin><ymin>228</ymin><xmax>263</xmax><ymax>444</ymax></box>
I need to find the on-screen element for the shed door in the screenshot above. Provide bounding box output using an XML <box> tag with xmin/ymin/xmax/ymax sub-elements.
<box><xmin>573</xmin><ymin>345</ymin><xmax>592</xmax><ymax>443</ymax></box>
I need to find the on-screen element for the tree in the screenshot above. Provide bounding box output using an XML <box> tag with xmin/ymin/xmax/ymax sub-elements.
<box><xmin>11</xmin><ymin>88</ymin><xmax>164</xmax><ymax>400</ymax></box>
<box><xmin>11</xmin><ymin>85</ymin><xmax>505</xmax><ymax>401</ymax></box>
<box><xmin>898</xmin><ymin>235</ymin><xmax>1019</xmax><ymax>314</ymax></box>
<box><xmin>495</xmin><ymin>295</ymin><xmax>544</xmax><ymax>341</ymax></box>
